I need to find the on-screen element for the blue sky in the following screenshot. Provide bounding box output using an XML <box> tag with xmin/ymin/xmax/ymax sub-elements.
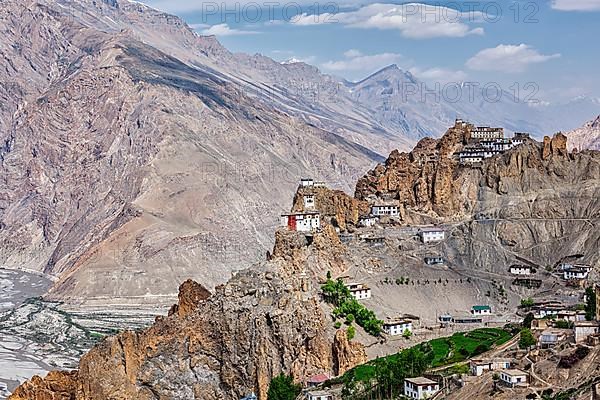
<box><xmin>140</xmin><ymin>0</ymin><xmax>600</xmax><ymax>104</ymax></box>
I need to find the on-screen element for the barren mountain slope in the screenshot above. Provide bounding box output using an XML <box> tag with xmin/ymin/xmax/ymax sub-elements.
<box><xmin>0</xmin><ymin>0</ymin><xmax>382</xmax><ymax>307</ymax></box>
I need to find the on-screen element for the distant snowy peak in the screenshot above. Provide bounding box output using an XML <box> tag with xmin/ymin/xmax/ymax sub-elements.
<box><xmin>281</xmin><ymin>58</ymin><xmax>303</xmax><ymax>65</ymax></box>
<box><xmin>567</xmin><ymin>115</ymin><xmax>600</xmax><ymax>151</ymax></box>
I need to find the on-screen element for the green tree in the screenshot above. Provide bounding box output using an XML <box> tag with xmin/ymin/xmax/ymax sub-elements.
<box><xmin>522</xmin><ymin>313</ymin><xmax>534</xmax><ymax>329</ymax></box>
<box><xmin>585</xmin><ymin>287</ymin><xmax>597</xmax><ymax>321</ymax></box>
<box><xmin>267</xmin><ymin>374</ymin><xmax>301</xmax><ymax>400</ymax></box>
<box><xmin>345</xmin><ymin>314</ymin><xmax>355</xmax><ymax>325</ymax></box>
<box><xmin>520</xmin><ymin>297</ymin><xmax>534</xmax><ymax>308</ymax></box>
<box><xmin>519</xmin><ymin>328</ymin><xmax>536</xmax><ymax>350</ymax></box>
<box><xmin>402</xmin><ymin>329</ymin><xmax>413</xmax><ymax>339</ymax></box>
<box><xmin>347</xmin><ymin>325</ymin><xmax>356</xmax><ymax>340</ymax></box>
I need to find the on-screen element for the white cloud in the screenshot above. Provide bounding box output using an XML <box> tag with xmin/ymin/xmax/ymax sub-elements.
<box><xmin>200</xmin><ymin>23</ymin><xmax>259</xmax><ymax>36</ymax></box>
<box><xmin>321</xmin><ymin>51</ymin><xmax>404</xmax><ymax>72</ymax></box>
<box><xmin>466</xmin><ymin>44</ymin><xmax>560</xmax><ymax>73</ymax></box>
<box><xmin>551</xmin><ymin>0</ymin><xmax>600</xmax><ymax>11</ymax></box>
<box><xmin>291</xmin><ymin>3</ymin><xmax>486</xmax><ymax>39</ymax></box>
<box><xmin>344</xmin><ymin>49</ymin><xmax>363</xmax><ymax>58</ymax></box>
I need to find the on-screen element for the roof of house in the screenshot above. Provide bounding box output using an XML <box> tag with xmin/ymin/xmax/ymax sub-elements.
<box><xmin>472</xmin><ymin>305</ymin><xmax>491</xmax><ymax>311</ymax></box>
<box><xmin>281</xmin><ymin>211</ymin><xmax>321</xmax><ymax>217</ymax></box>
<box><xmin>306</xmin><ymin>390</ymin><xmax>333</xmax><ymax>396</ymax></box>
<box><xmin>384</xmin><ymin>319</ymin><xmax>413</xmax><ymax>326</ymax></box>
<box><xmin>307</xmin><ymin>373</ymin><xmax>330</xmax><ymax>384</ymax></box>
<box><xmin>575</xmin><ymin>321</ymin><xmax>600</xmax><ymax>328</ymax></box>
<box><xmin>420</xmin><ymin>227</ymin><xmax>444</xmax><ymax>233</ymax></box>
<box><xmin>501</xmin><ymin>369</ymin><xmax>528</xmax><ymax>377</ymax></box>
<box><xmin>405</xmin><ymin>377</ymin><xmax>438</xmax><ymax>386</ymax></box>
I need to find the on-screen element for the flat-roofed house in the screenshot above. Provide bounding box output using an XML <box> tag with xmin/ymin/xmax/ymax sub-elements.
<box><xmin>564</xmin><ymin>267</ymin><xmax>589</xmax><ymax>280</ymax></box>
<box><xmin>471</xmin><ymin>305</ymin><xmax>492</xmax><ymax>316</ymax></box>
<box><xmin>345</xmin><ymin>283</ymin><xmax>371</xmax><ymax>300</ymax></box>
<box><xmin>419</xmin><ymin>227</ymin><xmax>445</xmax><ymax>243</ymax></box>
<box><xmin>499</xmin><ymin>369</ymin><xmax>528</xmax><ymax>387</ymax></box>
<box><xmin>371</xmin><ymin>204</ymin><xmax>399</xmax><ymax>217</ymax></box>
<box><xmin>404</xmin><ymin>377</ymin><xmax>440</xmax><ymax>399</ymax></box>
<box><xmin>538</xmin><ymin>330</ymin><xmax>568</xmax><ymax>348</ymax></box>
<box><xmin>575</xmin><ymin>321</ymin><xmax>600</xmax><ymax>343</ymax></box>
<box><xmin>470</xmin><ymin>359</ymin><xmax>511</xmax><ymax>376</ymax></box>
<box><xmin>382</xmin><ymin>319</ymin><xmax>413</xmax><ymax>336</ymax></box>
<box><xmin>281</xmin><ymin>212</ymin><xmax>321</xmax><ymax>232</ymax></box>
<box><xmin>306</xmin><ymin>390</ymin><xmax>334</xmax><ymax>400</ymax></box>
<box><xmin>359</xmin><ymin>215</ymin><xmax>378</xmax><ymax>227</ymax></box>
<box><xmin>509</xmin><ymin>265</ymin><xmax>533</xmax><ymax>275</ymax></box>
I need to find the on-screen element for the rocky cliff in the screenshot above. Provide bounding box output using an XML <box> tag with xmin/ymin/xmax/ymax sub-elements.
<box><xmin>9</xmin><ymin>225</ymin><xmax>366</xmax><ymax>400</ymax></box>
<box><xmin>9</xmin><ymin>124</ymin><xmax>600</xmax><ymax>400</ymax></box>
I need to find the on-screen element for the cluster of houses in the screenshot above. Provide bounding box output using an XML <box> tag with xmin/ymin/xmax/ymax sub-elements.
<box><xmin>453</xmin><ymin>119</ymin><xmax>530</xmax><ymax>165</ymax></box>
<box><xmin>560</xmin><ymin>262</ymin><xmax>592</xmax><ymax>287</ymax></box>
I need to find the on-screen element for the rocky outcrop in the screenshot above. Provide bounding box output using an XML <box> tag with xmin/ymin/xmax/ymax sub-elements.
<box><xmin>8</xmin><ymin>370</ymin><xmax>78</xmax><ymax>400</ymax></box>
<box><xmin>291</xmin><ymin>186</ymin><xmax>369</xmax><ymax>231</ymax></box>
<box><xmin>9</xmin><ymin>227</ymin><xmax>365</xmax><ymax>400</ymax></box>
<box><xmin>333</xmin><ymin>329</ymin><xmax>368</xmax><ymax>375</ymax></box>
<box><xmin>168</xmin><ymin>279</ymin><xmax>211</xmax><ymax>318</ymax></box>
<box><xmin>354</xmin><ymin>122</ymin><xmax>472</xmax><ymax>221</ymax></box>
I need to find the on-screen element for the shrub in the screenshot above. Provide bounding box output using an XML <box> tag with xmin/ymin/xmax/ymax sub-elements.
<box><xmin>267</xmin><ymin>374</ymin><xmax>301</xmax><ymax>400</ymax></box>
<box><xmin>520</xmin><ymin>297</ymin><xmax>534</xmax><ymax>308</ymax></box>
<box><xmin>345</xmin><ymin>314</ymin><xmax>355</xmax><ymax>325</ymax></box>
<box><xmin>554</xmin><ymin>319</ymin><xmax>572</xmax><ymax>329</ymax></box>
<box><xmin>403</xmin><ymin>329</ymin><xmax>413</xmax><ymax>339</ymax></box>
<box><xmin>334</xmin><ymin>321</ymin><xmax>342</xmax><ymax>329</ymax></box>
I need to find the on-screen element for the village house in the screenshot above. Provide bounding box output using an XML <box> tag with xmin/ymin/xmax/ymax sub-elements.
<box><xmin>358</xmin><ymin>215</ymin><xmax>378</xmax><ymax>227</ymax></box>
<box><xmin>470</xmin><ymin>359</ymin><xmax>511</xmax><ymax>376</ymax></box>
<box><xmin>306</xmin><ymin>374</ymin><xmax>329</xmax><ymax>388</ymax></box>
<box><xmin>574</xmin><ymin>321</ymin><xmax>600</xmax><ymax>343</ymax></box>
<box><xmin>299</xmin><ymin>178</ymin><xmax>325</xmax><ymax>188</ymax></box>
<box><xmin>532</xmin><ymin>304</ymin><xmax>562</xmax><ymax>319</ymax></box>
<box><xmin>557</xmin><ymin>310</ymin><xmax>578</xmax><ymax>322</ymax></box>
<box><xmin>363</xmin><ymin>236</ymin><xmax>385</xmax><ymax>246</ymax></box>
<box><xmin>453</xmin><ymin>316</ymin><xmax>483</xmax><ymax>324</ymax></box>
<box><xmin>240</xmin><ymin>394</ymin><xmax>257</xmax><ymax>400</ymax></box>
<box><xmin>538</xmin><ymin>330</ymin><xmax>568</xmax><ymax>349</ymax></box>
<box><xmin>531</xmin><ymin>319</ymin><xmax>550</xmax><ymax>330</ymax></box>
<box><xmin>371</xmin><ymin>204</ymin><xmax>399</xmax><ymax>217</ymax></box>
<box><xmin>281</xmin><ymin>212</ymin><xmax>321</xmax><ymax>232</ymax></box>
<box><xmin>439</xmin><ymin>314</ymin><xmax>453</xmax><ymax>326</ymax></box>
<box><xmin>305</xmin><ymin>390</ymin><xmax>334</xmax><ymax>400</ymax></box>
<box><xmin>300</xmin><ymin>178</ymin><xmax>314</xmax><ymax>187</ymax></box>
<box><xmin>471</xmin><ymin>305</ymin><xmax>492</xmax><ymax>316</ymax></box>
<box><xmin>424</xmin><ymin>256</ymin><xmax>444</xmax><ymax>265</ymax></box>
<box><xmin>303</xmin><ymin>194</ymin><xmax>315</xmax><ymax>209</ymax></box>
<box><xmin>404</xmin><ymin>377</ymin><xmax>440</xmax><ymax>399</ymax></box>
<box><xmin>512</xmin><ymin>132</ymin><xmax>530</xmax><ymax>146</ymax></box>
<box><xmin>509</xmin><ymin>265</ymin><xmax>533</xmax><ymax>275</ymax></box>
<box><xmin>382</xmin><ymin>318</ymin><xmax>413</xmax><ymax>336</ymax></box>
<box><xmin>563</xmin><ymin>267</ymin><xmax>589</xmax><ymax>280</ymax></box>
<box><xmin>469</xmin><ymin>126</ymin><xmax>504</xmax><ymax>141</ymax></box>
<box><xmin>419</xmin><ymin>227</ymin><xmax>445</xmax><ymax>244</ymax></box>
<box><xmin>499</xmin><ymin>369</ymin><xmax>528</xmax><ymax>387</ymax></box>
<box><xmin>345</xmin><ymin>283</ymin><xmax>372</xmax><ymax>300</ymax></box>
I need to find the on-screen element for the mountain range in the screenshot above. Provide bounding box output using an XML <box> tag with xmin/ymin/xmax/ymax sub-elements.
<box><xmin>0</xmin><ymin>0</ymin><xmax>597</xmax><ymax>308</ymax></box>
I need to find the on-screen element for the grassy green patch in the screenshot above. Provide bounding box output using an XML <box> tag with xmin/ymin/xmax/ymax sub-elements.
<box><xmin>338</xmin><ymin>327</ymin><xmax>514</xmax><ymax>397</ymax></box>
